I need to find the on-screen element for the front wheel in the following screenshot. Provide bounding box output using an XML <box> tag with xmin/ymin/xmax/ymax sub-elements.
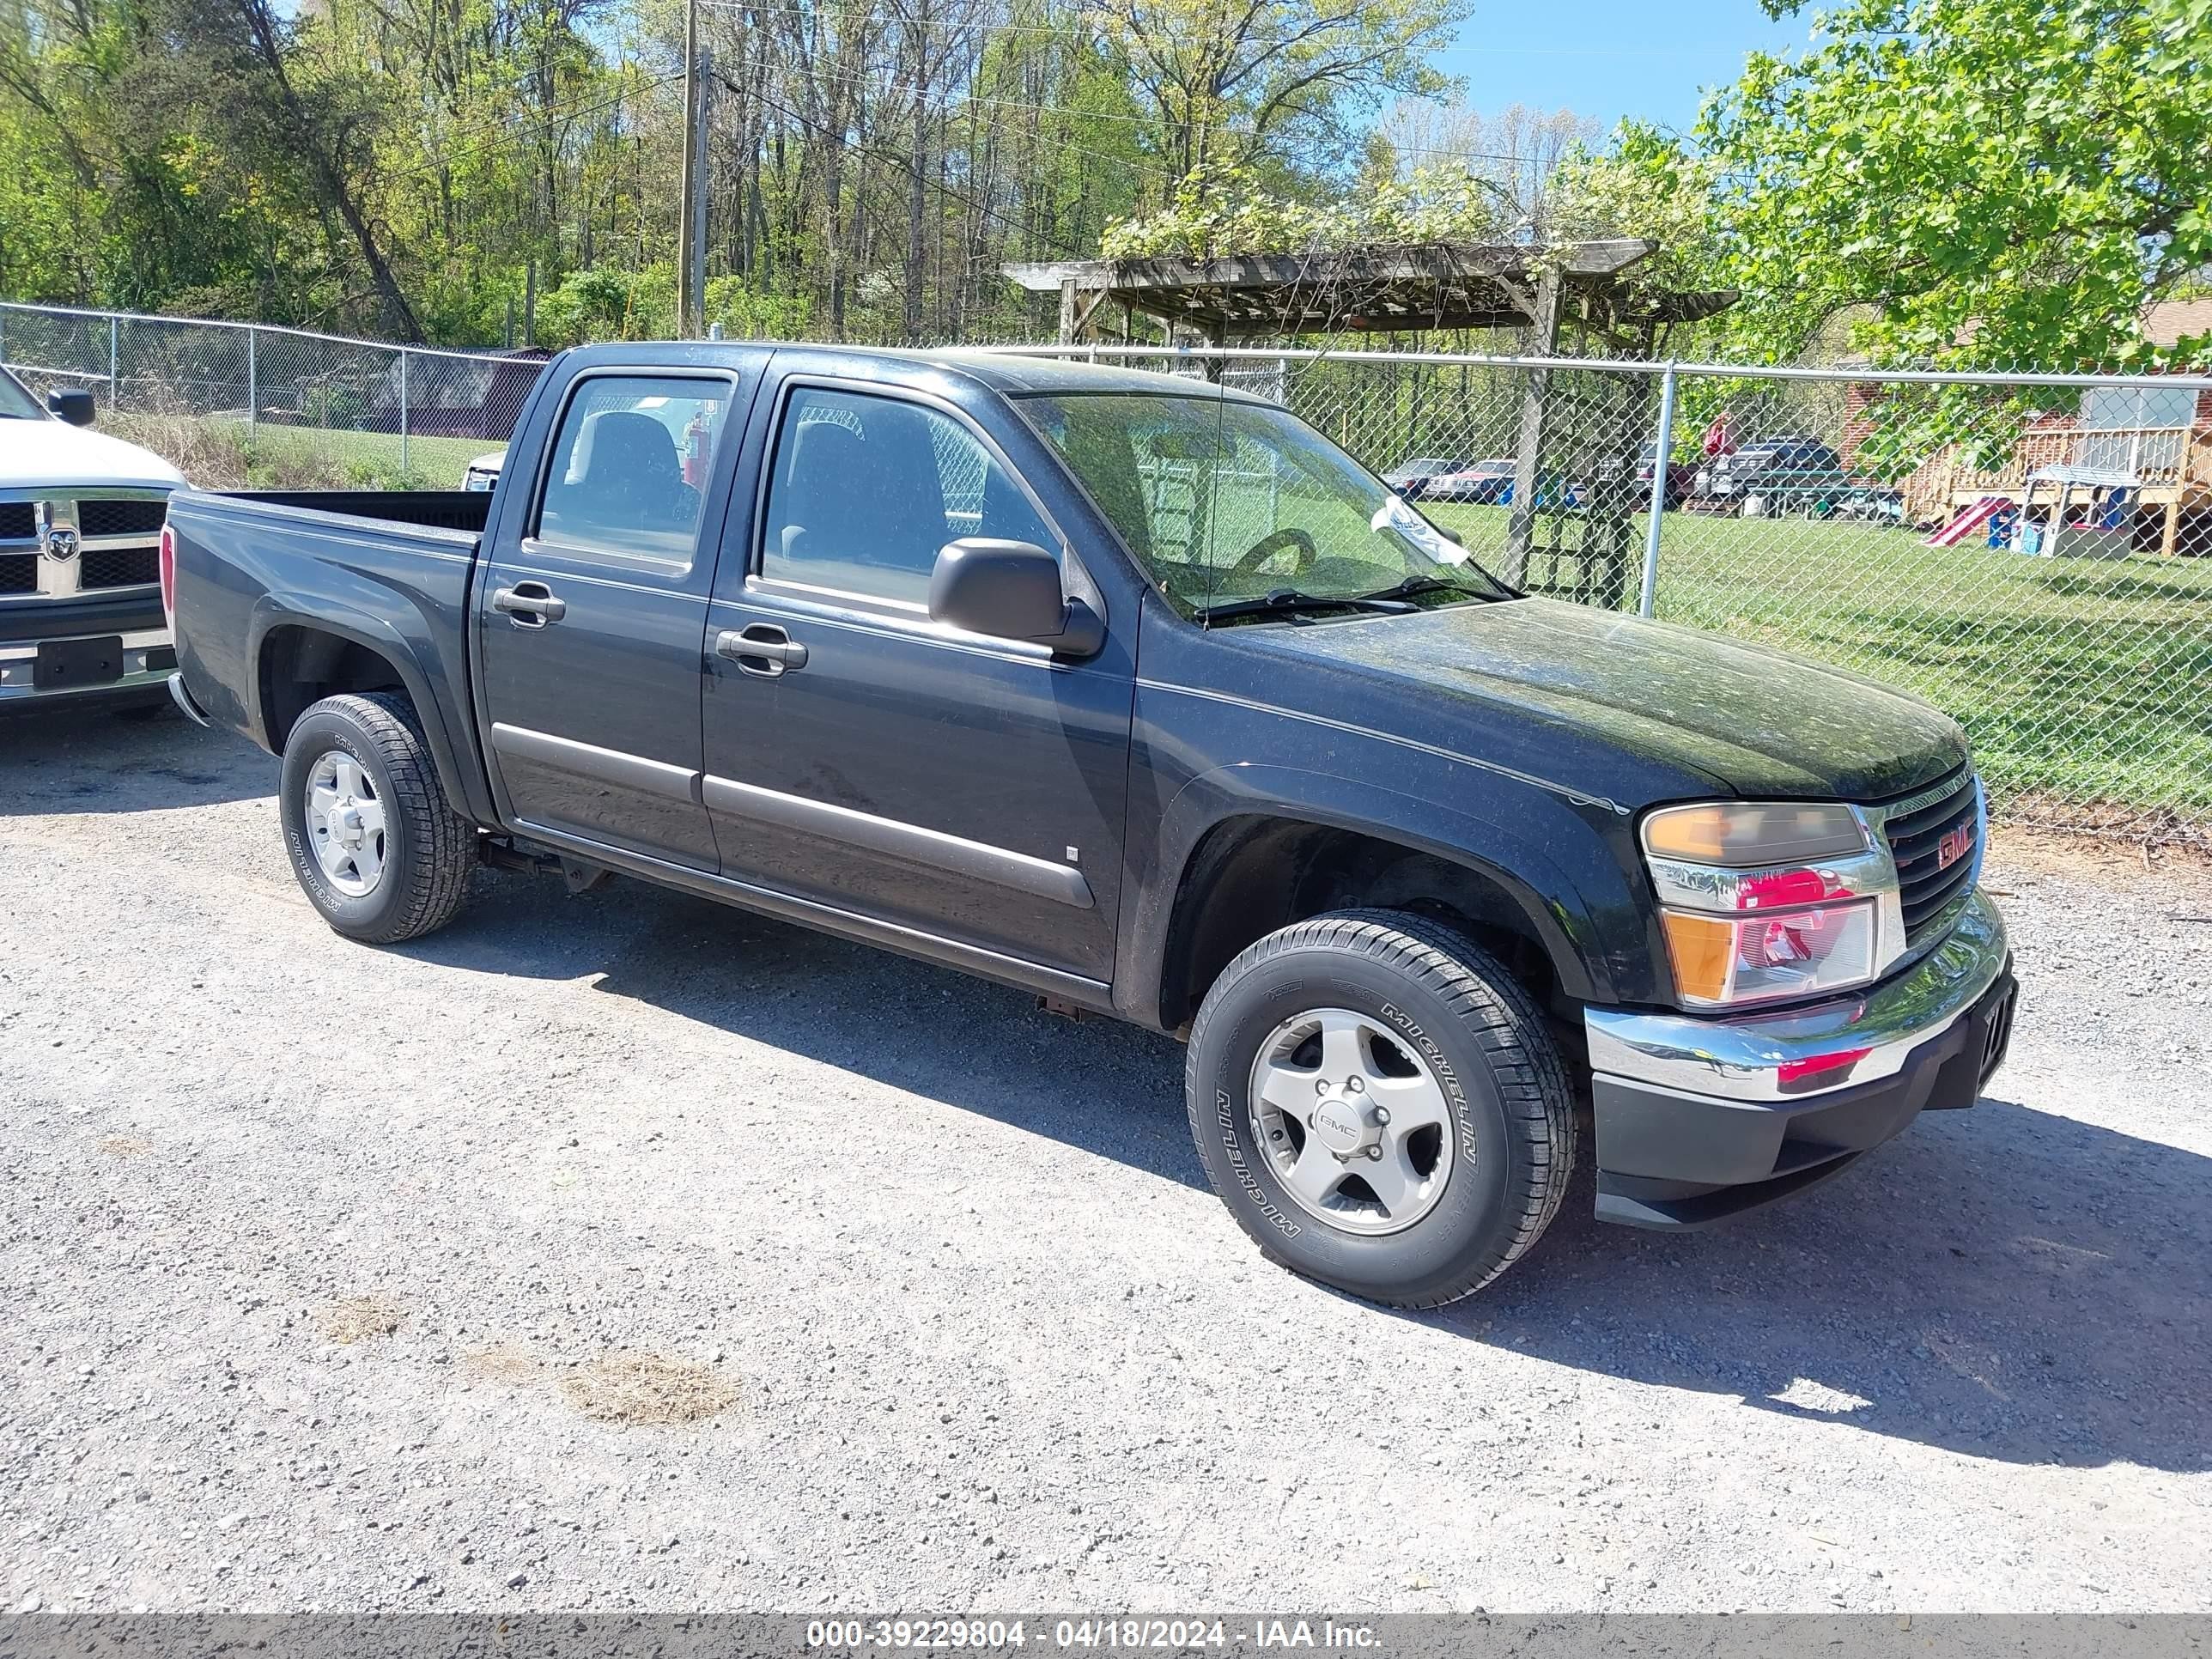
<box><xmin>278</xmin><ymin>691</ymin><xmax>474</xmax><ymax>944</ymax></box>
<box><xmin>1184</xmin><ymin>909</ymin><xmax>1576</xmax><ymax>1307</ymax></box>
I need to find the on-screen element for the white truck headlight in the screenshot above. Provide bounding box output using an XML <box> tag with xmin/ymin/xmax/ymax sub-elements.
<box><xmin>1642</xmin><ymin>802</ymin><xmax>1887</xmax><ymax>1009</ymax></box>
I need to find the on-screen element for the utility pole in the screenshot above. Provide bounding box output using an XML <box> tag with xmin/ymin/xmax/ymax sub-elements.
<box><xmin>677</xmin><ymin>0</ymin><xmax>707</xmax><ymax>338</ymax></box>
<box><xmin>690</xmin><ymin>46</ymin><xmax>712</xmax><ymax>334</ymax></box>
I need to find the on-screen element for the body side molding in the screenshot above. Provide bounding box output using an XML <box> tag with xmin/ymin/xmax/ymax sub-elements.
<box><xmin>489</xmin><ymin>721</ymin><xmax>702</xmax><ymax>802</ymax></box>
<box><xmin>702</xmin><ymin>773</ymin><xmax>1095</xmax><ymax>909</ymax></box>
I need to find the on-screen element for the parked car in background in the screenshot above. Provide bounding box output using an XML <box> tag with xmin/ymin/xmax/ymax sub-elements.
<box><xmin>1696</xmin><ymin>436</ymin><xmax>1851</xmax><ymax>513</ymax></box>
<box><xmin>0</xmin><ymin>367</ymin><xmax>184</xmax><ymax>709</ymax></box>
<box><xmin>166</xmin><ymin>343</ymin><xmax>2014</xmax><ymax>1310</ymax></box>
<box><xmin>1425</xmin><ymin>459</ymin><xmax>1519</xmax><ymax>503</ymax></box>
<box><xmin>463</xmin><ymin>450</ymin><xmax>505</xmax><ymax>491</ymax></box>
<box><xmin>1380</xmin><ymin>457</ymin><xmax>1473</xmax><ymax>500</ymax></box>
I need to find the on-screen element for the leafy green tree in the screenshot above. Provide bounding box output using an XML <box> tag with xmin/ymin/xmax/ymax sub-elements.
<box><xmin>1091</xmin><ymin>0</ymin><xmax>1471</xmax><ymax>182</ymax></box>
<box><xmin>1697</xmin><ymin>0</ymin><xmax>2212</xmax><ymax>368</ymax></box>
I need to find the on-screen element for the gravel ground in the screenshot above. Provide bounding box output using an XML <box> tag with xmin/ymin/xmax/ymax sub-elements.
<box><xmin>3</xmin><ymin>704</ymin><xmax>2209</xmax><ymax>1615</ymax></box>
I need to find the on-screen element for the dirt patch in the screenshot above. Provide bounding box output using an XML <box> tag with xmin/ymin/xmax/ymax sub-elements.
<box><xmin>459</xmin><ymin>1343</ymin><xmax>543</xmax><ymax>1384</ymax></box>
<box><xmin>96</xmin><ymin>1135</ymin><xmax>150</xmax><ymax>1158</ymax></box>
<box><xmin>319</xmin><ymin>1296</ymin><xmax>404</xmax><ymax>1346</ymax></box>
<box><xmin>556</xmin><ymin>1353</ymin><xmax>739</xmax><ymax>1426</ymax></box>
<box><xmin>1988</xmin><ymin>823</ymin><xmax>2212</xmax><ymax>905</ymax></box>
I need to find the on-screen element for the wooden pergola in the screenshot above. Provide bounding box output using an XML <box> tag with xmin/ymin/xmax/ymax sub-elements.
<box><xmin>1002</xmin><ymin>239</ymin><xmax>1734</xmax><ymax>353</ymax></box>
<box><xmin>1001</xmin><ymin>240</ymin><xmax>1738</xmax><ymax>593</ymax></box>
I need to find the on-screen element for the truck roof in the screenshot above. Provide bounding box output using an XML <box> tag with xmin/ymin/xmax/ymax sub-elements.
<box><xmin>555</xmin><ymin>340</ymin><xmax>1273</xmax><ymax>404</ymax></box>
<box><xmin>925</xmin><ymin>349</ymin><xmax>1273</xmax><ymax>403</ymax></box>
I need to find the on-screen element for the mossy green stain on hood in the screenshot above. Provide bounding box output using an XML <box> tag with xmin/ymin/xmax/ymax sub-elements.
<box><xmin>1249</xmin><ymin>598</ymin><xmax>1967</xmax><ymax>803</ymax></box>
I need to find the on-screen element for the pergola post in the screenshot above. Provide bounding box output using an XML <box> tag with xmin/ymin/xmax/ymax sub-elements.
<box><xmin>1501</xmin><ymin>268</ymin><xmax>1563</xmax><ymax>586</ymax></box>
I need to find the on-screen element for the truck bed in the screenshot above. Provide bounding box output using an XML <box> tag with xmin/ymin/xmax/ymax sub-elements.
<box><xmin>166</xmin><ymin>485</ymin><xmax>497</xmax><ymax>823</ymax></box>
<box><xmin>214</xmin><ymin>489</ymin><xmax>495</xmax><ymax>536</ymax></box>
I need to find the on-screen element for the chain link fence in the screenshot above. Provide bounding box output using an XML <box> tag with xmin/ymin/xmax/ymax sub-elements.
<box><xmin>4</xmin><ymin>301</ymin><xmax>2207</xmax><ymax>846</ymax></box>
<box><xmin>0</xmin><ymin>301</ymin><xmax>540</xmax><ymax>489</ymax></box>
<box><xmin>1002</xmin><ymin>343</ymin><xmax>2212</xmax><ymax>849</ymax></box>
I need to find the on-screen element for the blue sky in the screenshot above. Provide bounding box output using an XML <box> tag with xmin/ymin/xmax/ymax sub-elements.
<box><xmin>1435</xmin><ymin>1</ymin><xmax>1818</xmax><ymax>135</ymax></box>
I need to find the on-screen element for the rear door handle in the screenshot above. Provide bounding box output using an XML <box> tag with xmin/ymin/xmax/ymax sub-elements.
<box><xmin>716</xmin><ymin>624</ymin><xmax>808</xmax><ymax>677</ymax></box>
<box><xmin>493</xmin><ymin>581</ymin><xmax>567</xmax><ymax>627</ymax></box>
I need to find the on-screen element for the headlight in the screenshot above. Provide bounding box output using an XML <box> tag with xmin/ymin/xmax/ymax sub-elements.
<box><xmin>1643</xmin><ymin>801</ymin><xmax>1886</xmax><ymax>1009</ymax></box>
<box><xmin>1644</xmin><ymin>802</ymin><xmax>1869</xmax><ymax>866</ymax></box>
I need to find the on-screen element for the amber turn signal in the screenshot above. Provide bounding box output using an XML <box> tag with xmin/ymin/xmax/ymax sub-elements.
<box><xmin>1660</xmin><ymin>911</ymin><xmax>1737</xmax><ymax>1004</ymax></box>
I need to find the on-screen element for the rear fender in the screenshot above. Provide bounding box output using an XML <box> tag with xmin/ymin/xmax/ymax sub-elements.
<box><xmin>246</xmin><ymin>595</ymin><xmax>489</xmax><ymax>824</ymax></box>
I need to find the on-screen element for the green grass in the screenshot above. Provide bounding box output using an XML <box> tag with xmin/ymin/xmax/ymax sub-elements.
<box><xmin>1424</xmin><ymin>501</ymin><xmax>2212</xmax><ymax>838</ymax></box>
<box><xmin>243</xmin><ymin>426</ymin><xmax>494</xmax><ymax>488</ymax></box>
<box><xmin>106</xmin><ymin>410</ymin><xmax>495</xmax><ymax>489</ymax></box>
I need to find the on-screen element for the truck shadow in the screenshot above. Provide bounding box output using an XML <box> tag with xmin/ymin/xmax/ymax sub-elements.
<box><xmin>0</xmin><ymin>703</ymin><xmax>275</xmax><ymax>814</ymax></box>
<box><xmin>1419</xmin><ymin>1098</ymin><xmax>2212</xmax><ymax>1474</ymax></box>
<box><xmin>401</xmin><ymin>871</ymin><xmax>2210</xmax><ymax>1474</ymax></box>
<box><xmin>398</xmin><ymin>868</ymin><xmax>1205</xmax><ymax>1192</ymax></box>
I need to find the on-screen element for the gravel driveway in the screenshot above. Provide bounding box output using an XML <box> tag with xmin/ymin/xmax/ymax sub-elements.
<box><xmin>3</xmin><ymin>705</ymin><xmax>2209</xmax><ymax>1615</ymax></box>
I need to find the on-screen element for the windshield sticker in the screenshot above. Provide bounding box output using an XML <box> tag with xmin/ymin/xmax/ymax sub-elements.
<box><xmin>1372</xmin><ymin>494</ymin><xmax>1469</xmax><ymax>566</ymax></box>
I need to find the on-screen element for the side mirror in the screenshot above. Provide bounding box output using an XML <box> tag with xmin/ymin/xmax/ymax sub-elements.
<box><xmin>928</xmin><ymin>538</ymin><xmax>1103</xmax><ymax>658</ymax></box>
<box><xmin>47</xmin><ymin>387</ymin><xmax>96</xmax><ymax>427</ymax></box>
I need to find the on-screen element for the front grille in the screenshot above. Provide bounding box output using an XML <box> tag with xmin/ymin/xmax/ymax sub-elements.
<box><xmin>0</xmin><ymin>502</ymin><xmax>33</xmax><ymax>541</ymax></box>
<box><xmin>78</xmin><ymin>546</ymin><xmax>160</xmax><ymax>589</ymax></box>
<box><xmin>77</xmin><ymin>497</ymin><xmax>168</xmax><ymax>538</ymax></box>
<box><xmin>1882</xmin><ymin>768</ymin><xmax>1980</xmax><ymax>944</ymax></box>
<box><xmin>0</xmin><ymin>554</ymin><xmax>34</xmax><ymax>595</ymax></box>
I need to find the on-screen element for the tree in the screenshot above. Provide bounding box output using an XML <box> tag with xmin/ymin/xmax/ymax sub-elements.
<box><xmin>1372</xmin><ymin>100</ymin><xmax>1597</xmax><ymax>232</ymax></box>
<box><xmin>1695</xmin><ymin>0</ymin><xmax>2212</xmax><ymax>369</ymax></box>
<box><xmin>1088</xmin><ymin>0</ymin><xmax>1471</xmax><ymax>183</ymax></box>
<box><xmin>200</xmin><ymin>0</ymin><xmax>426</xmax><ymax>341</ymax></box>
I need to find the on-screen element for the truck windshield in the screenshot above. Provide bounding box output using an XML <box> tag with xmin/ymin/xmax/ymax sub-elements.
<box><xmin>0</xmin><ymin>369</ymin><xmax>41</xmax><ymax>419</ymax></box>
<box><xmin>1018</xmin><ymin>392</ymin><xmax>1511</xmax><ymax>623</ymax></box>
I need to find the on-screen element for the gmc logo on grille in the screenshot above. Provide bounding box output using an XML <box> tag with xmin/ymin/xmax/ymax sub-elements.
<box><xmin>1936</xmin><ymin>818</ymin><xmax>1975</xmax><ymax>872</ymax></box>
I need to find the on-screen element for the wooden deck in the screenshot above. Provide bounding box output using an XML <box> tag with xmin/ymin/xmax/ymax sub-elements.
<box><xmin>1910</xmin><ymin>422</ymin><xmax>2212</xmax><ymax>554</ymax></box>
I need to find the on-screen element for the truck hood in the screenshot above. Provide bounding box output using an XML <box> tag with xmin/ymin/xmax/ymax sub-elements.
<box><xmin>0</xmin><ymin>417</ymin><xmax>186</xmax><ymax>490</ymax></box>
<box><xmin>1257</xmin><ymin>597</ymin><xmax>1966</xmax><ymax>802</ymax></box>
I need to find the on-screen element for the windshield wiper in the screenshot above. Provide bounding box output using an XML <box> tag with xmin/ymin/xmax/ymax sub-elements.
<box><xmin>1350</xmin><ymin>573</ymin><xmax>1496</xmax><ymax>605</ymax></box>
<box><xmin>1190</xmin><ymin>586</ymin><xmax>1417</xmax><ymax>625</ymax></box>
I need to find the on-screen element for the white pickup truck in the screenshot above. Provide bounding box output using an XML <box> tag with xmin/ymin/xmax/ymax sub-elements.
<box><xmin>0</xmin><ymin>368</ymin><xmax>185</xmax><ymax>707</ymax></box>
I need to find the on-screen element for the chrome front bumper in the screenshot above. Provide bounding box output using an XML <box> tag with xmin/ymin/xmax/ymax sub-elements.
<box><xmin>1587</xmin><ymin>890</ymin><xmax>2009</xmax><ymax>1103</ymax></box>
<box><xmin>1583</xmin><ymin>890</ymin><xmax>2015</xmax><ymax>1229</ymax></box>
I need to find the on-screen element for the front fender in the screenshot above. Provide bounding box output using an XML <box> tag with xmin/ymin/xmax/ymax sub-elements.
<box><xmin>1116</xmin><ymin>757</ymin><xmax>1652</xmax><ymax>1027</ymax></box>
<box><xmin>246</xmin><ymin>594</ymin><xmax>484</xmax><ymax>823</ymax></box>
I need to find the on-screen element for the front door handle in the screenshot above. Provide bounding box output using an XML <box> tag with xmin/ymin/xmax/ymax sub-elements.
<box><xmin>493</xmin><ymin>581</ymin><xmax>567</xmax><ymax>627</ymax></box>
<box><xmin>716</xmin><ymin>624</ymin><xmax>808</xmax><ymax>677</ymax></box>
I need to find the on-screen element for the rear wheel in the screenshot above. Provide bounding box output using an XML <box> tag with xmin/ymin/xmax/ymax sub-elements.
<box><xmin>1184</xmin><ymin>908</ymin><xmax>1575</xmax><ymax>1307</ymax></box>
<box><xmin>278</xmin><ymin>691</ymin><xmax>473</xmax><ymax>944</ymax></box>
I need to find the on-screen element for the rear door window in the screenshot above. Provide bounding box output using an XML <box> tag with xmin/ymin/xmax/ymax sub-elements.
<box><xmin>536</xmin><ymin>375</ymin><xmax>732</xmax><ymax>562</ymax></box>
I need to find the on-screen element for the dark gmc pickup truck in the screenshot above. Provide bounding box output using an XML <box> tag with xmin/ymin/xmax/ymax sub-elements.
<box><xmin>165</xmin><ymin>343</ymin><xmax>2017</xmax><ymax>1309</ymax></box>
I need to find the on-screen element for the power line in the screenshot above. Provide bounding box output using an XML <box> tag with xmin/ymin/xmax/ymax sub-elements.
<box><xmin>370</xmin><ymin>74</ymin><xmax>685</xmax><ymax>191</ymax></box>
<box><xmin>744</xmin><ymin>80</ymin><xmax>1034</xmax><ymax>240</ymax></box>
